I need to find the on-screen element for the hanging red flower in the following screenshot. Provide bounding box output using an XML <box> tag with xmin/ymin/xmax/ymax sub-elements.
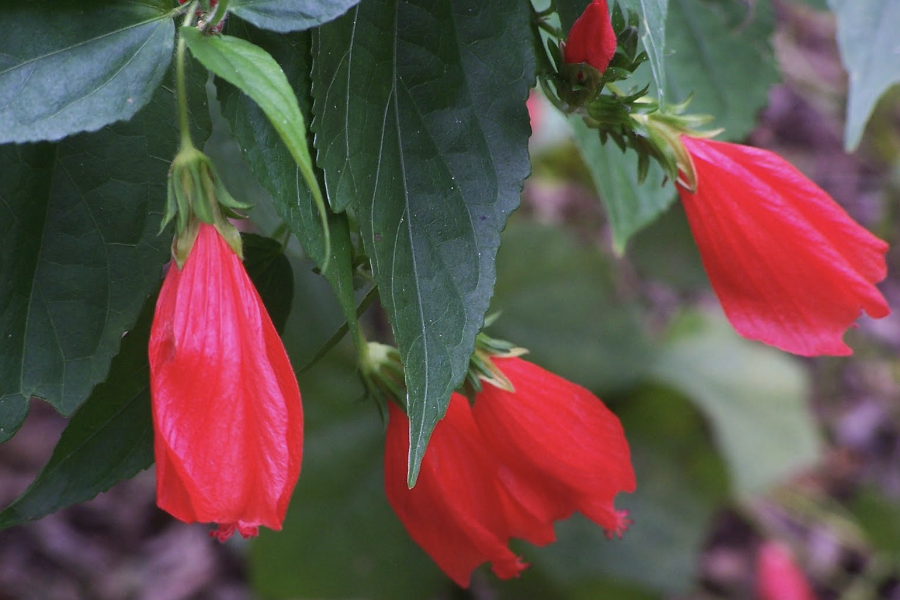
<box><xmin>471</xmin><ymin>357</ymin><xmax>635</xmax><ymax>543</ymax></box>
<box><xmin>149</xmin><ymin>223</ymin><xmax>303</xmax><ymax>541</ymax></box>
<box><xmin>677</xmin><ymin>135</ymin><xmax>890</xmax><ymax>356</ymax></box>
<box><xmin>383</xmin><ymin>395</ymin><xmax>526</xmax><ymax>588</ymax></box>
<box><xmin>756</xmin><ymin>541</ymin><xmax>815</xmax><ymax>600</ymax></box>
<box><xmin>564</xmin><ymin>0</ymin><xmax>617</xmax><ymax>73</ymax></box>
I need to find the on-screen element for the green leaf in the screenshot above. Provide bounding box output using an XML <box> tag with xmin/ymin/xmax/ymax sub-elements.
<box><xmin>850</xmin><ymin>487</ymin><xmax>900</xmax><ymax>557</ymax></box>
<box><xmin>490</xmin><ymin>219</ymin><xmax>653</xmax><ymax>395</ymax></box>
<box><xmin>0</xmin><ymin>295</ymin><xmax>157</xmax><ymax>531</ymax></box>
<box><xmin>230</xmin><ymin>0</ymin><xmax>360</xmax><ymax>32</ymax></box>
<box><xmin>827</xmin><ymin>0</ymin><xmax>900</xmax><ymax>150</ymax></box>
<box><xmin>0</xmin><ymin>234</ymin><xmax>297</xmax><ymax>529</ymax></box>
<box><xmin>240</xmin><ymin>233</ymin><xmax>295</xmax><ymax>334</ymax></box>
<box><xmin>181</xmin><ymin>27</ymin><xmax>331</xmax><ymax>269</ymax></box>
<box><xmin>617</xmin><ymin>0</ymin><xmax>669</xmax><ymax>100</ymax></box>
<box><xmin>570</xmin><ymin>116</ymin><xmax>675</xmax><ymax>252</ymax></box>
<box><xmin>650</xmin><ymin>314</ymin><xmax>823</xmax><ymax>496</ymax></box>
<box><xmin>663</xmin><ymin>0</ymin><xmax>779</xmax><ymax>140</ymax></box>
<box><xmin>0</xmin><ymin>58</ymin><xmax>210</xmax><ymax>439</ymax></box>
<box><xmin>0</xmin><ymin>0</ymin><xmax>175</xmax><ymax>144</ymax></box>
<box><xmin>250</xmin><ymin>350</ymin><xmax>447</xmax><ymax>600</ymax></box>
<box><xmin>311</xmin><ymin>0</ymin><xmax>535</xmax><ymax>484</ymax></box>
<box><xmin>216</xmin><ymin>23</ymin><xmax>359</xmax><ymax>341</ymax></box>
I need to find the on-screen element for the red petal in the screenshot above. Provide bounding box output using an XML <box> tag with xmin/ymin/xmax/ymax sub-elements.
<box><xmin>384</xmin><ymin>397</ymin><xmax>526</xmax><ymax>588</ymax></box>
<box><xmin>678</xmin><ymin>136</ymin><xmax>889</xmax><ymax>356</ymax></box>
<box><xmin>564</xmin><ymin>0</ymin><xmax>617</xmax><ymax>73</ymax></box>
<box><xmin>473</xmin><ymin>358</ymin><xmax>635</xmax><ymax>540</ymax></box>
<box><xmin>757</xmin><ymin>541</ymin><xmax>815</xmax><ymax>600</ymax></box>
<box><xmin>149</xmin><ymin>224</ymin><xmax>303</xmax><ymax>535</ymax></box>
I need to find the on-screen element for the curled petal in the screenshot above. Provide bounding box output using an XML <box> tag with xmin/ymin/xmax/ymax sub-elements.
<box><xmin>564</xmin><ymin>0</ymin><xmax>617</xmax><ymax>73</ymax></box>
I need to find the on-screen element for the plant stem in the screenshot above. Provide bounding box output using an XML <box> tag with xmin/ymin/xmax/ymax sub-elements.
<box><xmin>176</xmin><ymin>3</ymin><xmax>198</xmax><ymax>152</ymax></box>
<box><xmin>206</xmin><ymin>0</ymin><xmax>231</xmax><ymax>31</ymax></box>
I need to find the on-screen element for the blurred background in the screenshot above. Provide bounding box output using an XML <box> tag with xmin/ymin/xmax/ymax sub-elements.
<box><xmin>2</xmin><ymin>1</ymin><xmax>900</xmax><ymax>599</ymax></box>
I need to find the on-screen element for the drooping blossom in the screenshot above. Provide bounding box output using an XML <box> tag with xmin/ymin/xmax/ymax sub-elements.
<box><xmin>756</xmin><ymin>541</ymin><xmax>815</xmax><ymax>600</ymax></box>
<box><xmin>471</xmin><ymin>357</ymin><xmax>635</xmax><ymax>543</ymax></box>
<box><xmin>384</xmin><ymin>396</ymin><xmax>526</xmax><ymax>588</ymax></box>
<box><xmin>564</xmin><ymin>0</ymin><xmax>617</xmax><ymax>73</ymax></box>
<box><xmin>677</xmin><ymin>135</ymin><xmax>889</xmax><ymax>356</ymax></box>
<box><xmin>149</xmin><ymin>223</ymin><xmax>303</xmax><ymax>541</ymax></box>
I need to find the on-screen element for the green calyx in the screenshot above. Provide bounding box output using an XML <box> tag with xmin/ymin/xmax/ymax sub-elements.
<box><xmin>462</xmin><ymin>330</ymin><xmax>528</xmax><ymax>397</ymax></box>
<box><xmin>163</xmin><ymin>146</ymin><xmax>253</xmax><ymax>266</ymax></box>
<box><xmin>360</xmin><ymin>342</ymin><xmax>407</xmax><ymax>410</ymax></box>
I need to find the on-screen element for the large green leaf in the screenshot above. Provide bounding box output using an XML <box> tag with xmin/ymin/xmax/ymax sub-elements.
<box><xmin>828</xmin><ymin>0</ymin><xmax>900</xmax><ymax>150</ymax></box>
<box><xmin>0</xmin><ymin>296</ymin><xmax>157</xmax><ymax>530</ymax></box>
<box><xmin>250</xmin><ymin>350</ymin><xmax>447</xmax><ymax>600</ymax></box>
<box><xmin>0</xmin><ymin>58</ymin><xmax>210</xmax><ymax>440</ymax></box>
<box><xmin>311</xmin><ymin>0</ymin><xmax>535</xmax><ymax>484</ymax></box>
<box><xmin>0</xmin><ymin>0</ymin><xmax>175</xmax><ymax>144</ymax></box>
<box><xmin>618</xmin><ymin>0</ymin><xmax>668</xmax><ymax>99</ymax></box>
<box><xmin>570</xmin><ymin>116</ymin><xmax>675</xmax><ymax>252</ymax></box>
<box><xmin>650</xmin><ymin>315</ymin><xmax>823</xmax><ymax>496</ymax></box>
<box><xmin>181</xmin><ymin>27</ymin><xmax>331</xmax><ymax>267</ymax></box>
<box><xmin>0</xmin><ymin>235</ymin><xmax>295</xmax><ymax>530</ymax></box>
<box><xmin>490</xmin><ymin>219</ymin><xmax>652</xmax><ymax>395</ymax></box>
<box><xmin>217</xmin><ymin>22</ymin><xmax>359</xmax><ymax>343</ymax></box>
<box><xmin>663</xmin><ymin>0</ymin><xmax>779</xmax><ymax>140</ymax></box>
<box><xmin>230</xmin><ymin>0</ymin><xmax>360</xmax><ymax>32</ymax></box>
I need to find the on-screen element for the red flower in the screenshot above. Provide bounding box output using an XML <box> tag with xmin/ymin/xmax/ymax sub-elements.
<box><xmin>756</xmin><ymin>541</ymin><xmax>815</xmax><ymax>600</ymax></box>
<box><xmin>677</xmin><ymin>136</ymin><xmax>890</xmax><ymax>356</ymax></box>
<box><xmin>471</xmin><ymin>357</ymin><xmax>635</xmax><ymax>543</ymax></box>
<box><xmin>384</xmin><ymin>396</ymin><xmax>526</xmax><ymax>588</ymax></box>
<box><xmin>564</xmin><ymin>0</ymin><xmax>617</xmax><ymax>73</ymax></box>
<box><xmin>149</xmin><ymin>223</ymin><xmax>303</xmax><ymax>541</ymax></box>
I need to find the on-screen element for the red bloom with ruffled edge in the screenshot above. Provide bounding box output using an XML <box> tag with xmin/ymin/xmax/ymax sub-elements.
<box><xmin>384</xmin><ymin>396</ymin><xmax>526</xmax><ymax>588</ymax></box>
<box><xmin>149</xmin><ymin>223</ymin><xmax>303</xmax><ymax>541</ymax></box>
<box><xmin>756</xmin><ymin>541</ymin><xmax>815</xmax><ymax>600</ymax></box>
<box><xmin>564</xmin><ymin>0</ymin><xmax>617</xmax><ymax>73</ymax></box>
<box><xmin>471</xmin><ymin>357</ymin><xmax>635</xmax><ymax>544</ymax></box>
<box><xmin>677</xmin><ymin>136</ymin><xmax>889</xmax><ymax>356</ymax></box>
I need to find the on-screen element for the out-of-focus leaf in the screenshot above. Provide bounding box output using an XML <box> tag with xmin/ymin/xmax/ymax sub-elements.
<box><xmin>250</xmin><ymin>350</ymin><xmax>448</xmax><ymax>600</ymax></box>
<box><xmin>570</xmin><ymin>116</ymin><xmax>675</xmax><ymax>252</ymax></box>
<box><xmin>663</xmin><ymin>0</ymin><xmax>779</xmax><ymax>140</ymax></box>
<box><xmin>650</xmin><ymin>314</ymin><xmax>822</xmax><ymax>496</ymax></box>
<box><xmin>0</xmin><ymin>58</ymin><xmax>210</xmax><ymax>440</ymax></box>
<box><xmin>827</xmin><ymin>0</ymin><xmax>900</xmax><ymax>150</ymax></box>
<box><xmin>312</xmin><ymin>0</ymin><xmax>535</xmax><ymax>484</ymax></box>
<box><xmin>230</xmin><ymin>0</ymin><xmax>360</xmax><ymax>32</ymax></box>
<box><xmin>627</xmin><ymin>203</ymin><xmax>708</xmax><ymax>291</ymax></box>
<box><xmin>491</xmin><ymin>219</ymin><xmax>652</xmax><ymax>395</ymax></box>
<box><xmin>216</xmin><ymin>23</ymin><xmax>359</xmax><ymax>346</ymax></box>
<box><xmin>0</xmin><ymin>0</ymin><xmax>174</xmax><ymax>143</ymax></box>
<box><xmin>850</xmin><ymin>487</ymin><xmax>900</xmax><ymax>557</ymax></box>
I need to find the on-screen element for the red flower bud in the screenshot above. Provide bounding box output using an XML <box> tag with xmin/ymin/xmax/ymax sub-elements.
<box><xmin>149</xmin><ymin>223</ymin><xmax>303</xmax><ymax>540</ymax></box>
<box><xmin>756</xmin><ymin>541</ymin><xmax>815</xmax><ymax>600</ymax></box>
<box><xmin>471</xmin><ymin>357</ymin><xmax>635</xmax><ymax>542</ymax></box>
<box><xmin>384</xmin><ymin>396</ymin><xmax>526</xmax><ymax>588</ymax></box>
<box><xmin>564</xmin><ymin>0</ymin><xmax>617</xmax><ymax>73</ymax></box>
<box><xmin>677</xmin><ymin>136</ymin><xmax>889</xmax><ymax>356</ymax></box>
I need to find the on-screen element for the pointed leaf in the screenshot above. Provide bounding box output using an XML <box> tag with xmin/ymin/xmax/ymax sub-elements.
<box><xmin>0</xmin><ymin>0</ymin><xmax>175</xmax><ymax>144</ymax></box>
<box><xmin>216</xmin><ymin>23</ymin><xmax>359</xmax><ymax>339</ymax></box>
<box><xmin>0</xmin><ymin>59</ymin><xmax>210</xmax><ymax>439</ymax></box>
<box><xmin>827</xmin><ymin>0</ymin><xmax>900</xmax><ymax>150</ymax></box>
<box><xmin>230</xmin><ymin>0</ymin><xmax>360</xmax><ymax>32</ymax></box>
<box><xmin>650</xmin><ymin>315</ymin><xmax>823</xmax><ymax>496</ymax></box>
<box><xmin>311</xmin><ymin>0</ymin><xmax>535</xmax><ymax>484</ymax></box>
<box><xmin>570</xmin><ymin>116</ymin><xmax>675</xmax><ymax>252</ymax></box>
<box><xmin>181</xmin><ymin>27</ymin><xmax>330</xmax><ymax>265</ymax></box>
